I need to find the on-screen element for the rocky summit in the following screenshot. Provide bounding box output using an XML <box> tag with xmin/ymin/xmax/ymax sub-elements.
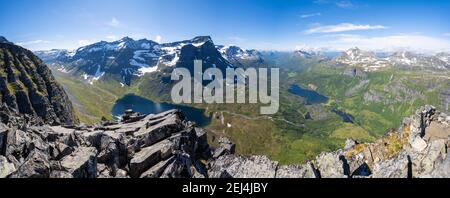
<box><xmin>0</xmin><ymin>104</ymin><xmax>448</xmax><ymax>178</ymax></box>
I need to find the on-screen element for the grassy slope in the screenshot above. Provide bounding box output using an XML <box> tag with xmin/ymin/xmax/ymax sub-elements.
<box><xmin>54</xmin><ymin>73</ymin><xmax>127</xmax><ymax>124</ymax></box>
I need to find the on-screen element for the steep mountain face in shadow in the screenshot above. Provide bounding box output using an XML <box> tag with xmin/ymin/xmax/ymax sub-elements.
<box><xmin>0</xmin><ymin>39</ymin><xmax>76</xmax><ymax>126</ymax></box>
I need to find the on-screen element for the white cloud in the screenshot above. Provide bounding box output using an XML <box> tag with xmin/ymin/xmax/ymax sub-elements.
<box><xmin>154</xmin><ymin>35</ymin><xmax>162</xmax><ymax>43</ymax></box>
<box><xmin>313</xmin><ymin>0</ymin><xmax>328</xmax><ymax>4</ymax></box>
<box><xmin>106</xmin><ymin>35</ymin><xmax>117</xmax><ymax>40</ymax></box>
<box><xmin>77</xmin><ymin>40</ymin><xmax>94</xmax><ymax>47</ymax></box>
<box><xmin>224</xmin><ymin>36</ymin><xmax>248</xmax><ymax>47</ymax></box>
<box><xmin>444</xmin><ymin>33</ymin><xmax>450</xmax><ymax>37</ymax></box>
<box><xmin>336</xmin><ymin>0</ymin><xmax>355</xmax><ymax>8</ymax></box>
<box><xmin>228</xmin><ymin>36</ymin><xmax>247</xmax><ymax>43</ymax></box>
<box><xmin>294</xmin><ymin>44</ymin><xmax>325</xmax><ymax>52</ymax></box>
<box><xmin>305</xmin><ymin>23</ymin><xmax>387</xmax><ymax>34</ymax></box>
<box><xmin>313</xmin><ymin>0</ymin><xmax>357</xmax><ymax>9</ymax></box>
<box><xmin>128</xmin><ymin>33</ymin><xmax>151</xmax><ymax>40</ymax></box>
<box><xmin>17</xmin><ymin>40</ymin><xmax>50</xmax><ymax>46</ymax></box>
<box><xmin>300</xmin><ymin>12</ymin><xmax>322</xmax><ymax>18</ymax></box>
<box><xmin>311</xmin><ymin>34</ymin><xmax>450</xmax><ymax>53</ymax></box>
<box><xmin>107</xmin><ymin>17</ymin><xmax>120</xmax><ymax>28</ymax></box>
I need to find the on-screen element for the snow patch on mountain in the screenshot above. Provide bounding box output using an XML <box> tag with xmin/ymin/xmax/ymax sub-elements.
<box><xmin>129</xmin><ymin>59</ymin><xmax>149</xmax><ymax>68</ymax></box>
<box><xmin>80</xmin><ymin>64</ymin><xmax>105</xmax><ymax>85</ymax></box>
<box><xmin>436</xmin><ymin>52</ymin><xmax>450</xmax><ymax>64</ymax></box>
<box><xmin>138</xmin><ymin>66</ymin><xmax>158</xmax><ymax>76</ymax></box>
<box><xmin>192</xmin><ymin>42</ymin><xmax>206</xmax><ymax>47</ymax></box>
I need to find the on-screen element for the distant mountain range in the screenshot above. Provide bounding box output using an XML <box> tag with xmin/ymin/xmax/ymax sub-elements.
<box><xmin>36</xmin><ymin>36</ymin><xmax>264</xmax><ymax>85</ymax></box>
<box><xmin>35</xmin><ymin>36</ymin><xmax>450</xmax><ymax>85</ymax></box>
<box><xmin>334</xmin><ymin>47</ymin><xmax>450</xmax><ymax>71</ymax></box>
<box><xmin>267</xmin><ymin>46</ymin><xmax>450</xmax><ymax>72</ymax></box>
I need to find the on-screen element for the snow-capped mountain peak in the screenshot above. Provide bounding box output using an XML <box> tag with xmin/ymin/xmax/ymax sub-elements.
<box><xmin>216</xmin><ymin>45</ymin><xmax>262</xmax><ymax>61</ymax></box>
<box><xmin>387</xmin><ymin>51</ymin><xmax>449</xmax><ymax>69</ymax></box>
<box><xmin>292</xmin><ymin>45</ymin><xmax>326</xmax><ymax>59</ymax></box>
<box><xmin>436</xmin><ymin>52</ymin><xmax>450</xmax><ymax>65</ymax></box>
<box><xmin>293</xmin><ymin>47</ymin><xmax>327</xmax><ymax>59</ymax></box>
<box><xmin>337</xmin><ymin>48</ymin><xmax>377</xmax><ymax>62</ymax></box>
<box><xmin>343</xmin><ymin>47</ymin><xmax>375</xmax><ymax>61</ymax></box>
<box><xmin>35</xmin><ymin>49</ymin><xmax>75</xmax><ymax>62</ymax></box>
<box><xmin>388</xmin><ymin>51</ymin><xmax>419</xmax><ymax>65</ymax></box>
<box><xmin>36</xmin><ymin>36</ymin><xmax>242</xmax><ymax>86</ymax></box>
<box><xmin>190</xmin><ymin>36</ymin><xmax>213</xmax><ymax>44</ymax></box>
<box><xmin>335</xmin><ymin>48</ymin><xmax>388</xmax><ymax>71</ymax></box>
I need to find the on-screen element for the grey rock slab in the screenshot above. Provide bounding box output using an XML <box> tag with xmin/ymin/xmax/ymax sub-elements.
<box><xmin>209</xmin><ymin>155</ymin><xmax>278</xmax><ymax>178</ymax></box>
<box><xmin>314</xmin><ymin>152</ymin><xmax>347</xmax><ymax>178</ymax></box>
<box><xmin>140</xmin><ymin>156</ymin><xmax>175</xmax><ymax>178</ymax></box>
<box><xmin>134</xmin><ymin>114</ymin><xmax>184</xmax><ymax>148</ymax></box>
<box><xmin>372</xmin><ymin>152</ymin><xmax>409</xmax><ymax>178</ymax></box>
<box><xmin>0</xmin><ymin>155</ymin><xmax>16</xmax><ymax>178</ymax></box>
<box><xmin>129</xmin><ymin>140</ymin><xmax>174</xmax><ymax>178</ymax></box>
<box><xmin>9</xmin><ymin>150</ymin><xmax>51</xmax><ymax>178</ymax></box>
<box><xmin>61</xmin><ymin>147</ymin><xmax>97</xmax><ymax>178</ymax></box>
<box><xmin>276</xmin><ymin>163</ymin><xmax>318</xmax><ymax>178</ymax></box>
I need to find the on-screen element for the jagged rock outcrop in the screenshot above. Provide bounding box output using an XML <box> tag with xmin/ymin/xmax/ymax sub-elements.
<box><xmin>0</xmin><ymin>109</ymin><xmax>212</xmax><ymax>178</ymax></box>
<box><xmin>0</xmin><ymin>40</ymin><xmax>76</xmax><ymax>126</ymax></box>
<box><xmin>0</xmin><ymin>106</ymin><xmax>448</xmax><ymax>178</ymax></box>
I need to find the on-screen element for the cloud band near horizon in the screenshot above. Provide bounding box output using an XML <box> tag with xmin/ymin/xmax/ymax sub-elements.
<box><xmin>305</xmin><ymin>23</ymin><xmax>388</xmax><ymax>34</ymax></box>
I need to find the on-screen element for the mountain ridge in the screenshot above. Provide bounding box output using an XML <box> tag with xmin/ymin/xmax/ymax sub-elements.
<box><xmin>0</xmin><ymin>40</ymin><xmax>77</xmax><ymax>126</ymax></box>
<box><xmin>36</xmin><ymin>36</ymin><xmax>251</xmax><ymax>85</ymax></box>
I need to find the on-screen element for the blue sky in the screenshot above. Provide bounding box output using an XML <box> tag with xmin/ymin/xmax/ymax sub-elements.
<box><xmin>1</xmin><ymin>0</ymin><xmax>449</xmax><ymax>52</ymax></box>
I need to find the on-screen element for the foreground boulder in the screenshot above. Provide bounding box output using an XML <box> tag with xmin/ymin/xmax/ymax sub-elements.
<box><xmin>0</xmin><ymin>155</ymin><xmax>16</xmax><ymax>178</ymax></box>
<box><xmin>60</xmin><ymin>147</ymin><xmax>97</xmax><ymax>178</ymax></box>
<box><xmin>9</xmin><ymin>150</ymin><xmax>50</xmax><ymax>178</ymax></box>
